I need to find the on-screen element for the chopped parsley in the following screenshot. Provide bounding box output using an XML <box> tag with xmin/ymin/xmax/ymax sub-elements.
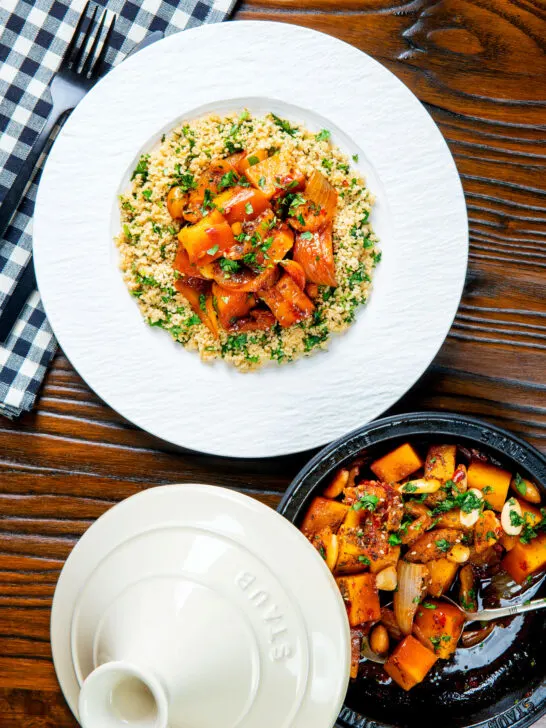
<box><xmin>218</xmin><ymin>170</ymin><xmax>238</xmax><ymax>190</ymax></box>
<box><xmin>201</xmin><ymin>188</ymin><xmax>214</xmax><ymax>213</ymax></box>
<box><xmin>303</xmin><ymin>328</ymin><xmax>329</xmax><ymax>352</ymax></box>
<box><xmin>321</xmin><ymin>158</ymin><xmax>333</xmax><ymax>171</ymax></box>
<box><xmin>352</xmin><ymin>153</ymin><xmax>359</xmax><ymax>162</ymax></box>
<box><xmin>482</xmin><ymin>485</ymin><xmax>494</xmax><ymax>494</ymax></box>
<box><xmin>459</xmin><ymin>490</ymin><xmax>483</xmax><ymax>514</ymax></box>
<box><xmin>173</xmin><ymin>165</ymin><xmax>196</xmax><ymax>192</ymax></box>
<box><xmin>358</xmin><ymin>555</ymin><xmax>371</xmax><ymax>565</ymax></box>
<box><xmin>402</xmin><ymin>483</ymin><xmax>418</xmax><ymax>493</ymax></box>
<box><xmin>353</xmin><ymin>494</ymin><xmax>380</xmax><ymax>512</ymax></box>
<box><xmin>258</xmin><ymin>176</ymin><xmax>266</xmax><ymax>189</ymax></box>
<box><xmin>270</xmin><ymin>112</ymin><xmax>298</xmax><ymax>137</ymax></box>
<box><xmin>245</xmin><ymin>202</ymin><xmax>254</xmax><ymax>215</ymax></box>
<box><xmin>199</xmin><ymin>294</ymin><xmax>207</xmax><ymax>312</ymax></box>
<box><xmin>423</xmin><ymin>602</ymin><xmax>437</xmax><ymax>610</ymax></box>
<box><xmin>435</xmin><ymin>539</ymin><xmax>451</xmax><ymax>553</ymax></box>
<box><xmin>131</xmin><ymin>154</ymin><xmax>149</xmax><ymax>183</ymax></box>
<box><xmin>219</xmin><ymin>258</ymin><xmax>241</xmax><ymax>274</ymax></box>
<box><xmin>509</xmin><ymin>510</ymin><xmax>524</xmax><ymax>528</ymax></box>
<box><xmin>206</xmin><ymin>244</ymin><xmax>219</xmax><ymax>256</ymax></box>
<box><xmin>142</xmin><ymin>189</ymin><xmax>152</xmax><ymax>201</ymax></box>
<box><xmin>123</xmin><ymin>224</ymin><xmax>132</xmax><ymax>241</ymax></box>
<box><xmin>513</xmin><ymin>473</ymin><xmax>527</xmax><ymax>496</ymax></box>
<box><xmin>187</xmin><ymin>314</ymin><xmax>201</xmax><ymax>326</ymax></box>
<box><xmin>315</xmin><ymin>129</ymin><xmax>331</xmax><ymax>142</ymax></box>
<box><xmin>388</xmin><ymin>533</ymin><xmax>402</xmax><ymax>546</ymax></box>
<box><xmin>300</xmin><ymin>231</ymin><xmax>313</xmax><ymax>240</ymax></box>
<box><xmin>246</xmin><ymin>154</ymin><xmax>260</xmax><ymax>166</ymax></box>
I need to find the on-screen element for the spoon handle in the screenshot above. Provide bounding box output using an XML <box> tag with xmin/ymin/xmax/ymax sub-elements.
<box><xmin>470</xmin><ymin>597</ymin><xmax>546</xmax><ymax>622</ymax></box>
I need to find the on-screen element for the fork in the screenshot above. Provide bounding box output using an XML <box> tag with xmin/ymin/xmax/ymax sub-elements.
<box><xmin>0</xmin><ymin>1</ymin><xmax>116</xmax><ymax>341</ymax></box>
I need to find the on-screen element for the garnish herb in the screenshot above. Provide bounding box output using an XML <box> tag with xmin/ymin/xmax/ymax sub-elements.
<box><xmin>315</xmin><ymin>129</ymin><xmax>331</xmax><ymax>142</ymax></box>
<box><xmin>353</xmin><ymin>494</ymin><xmax>380</xmax><ymax>512</ymax></box>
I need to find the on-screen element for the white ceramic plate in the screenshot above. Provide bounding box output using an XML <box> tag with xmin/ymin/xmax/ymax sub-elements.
<box><xmin>50</xmin><ymin>484</ymin><xmax>350</xmax><ymax>728</ymax></box>
<box><xmin>34</xmin><ymin>21</ymin><xmax>467</xmax><ymax>458</ymax></box>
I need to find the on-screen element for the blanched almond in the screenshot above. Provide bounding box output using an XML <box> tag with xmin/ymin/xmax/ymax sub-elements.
<box><xmin>459</xmin><ymin>488</ymin><xmax>483</xmax><ymax>527</ymax></box>
<box><xmin>370</xmin><ymin>624</ymin><xmax>390</xmax><ymax>655</ymax></box>
<box><xmin>397</xmin><ymin>478</ymin><xmax>442</xmax><ymax>495</ymax></box>
<box><xmin>510</xmin><ymin>475</ymin><xmax>541</xmax><ymax>504</ymax></box>
<box><xmin>501</xmin><ymin>497</ymin><xmax>524</xmax><ymax>536</ymax></box>
<box><xmin>376</xmin><ymin>565</ymin><xmax>397</xmax><ymax>591</ymax></box>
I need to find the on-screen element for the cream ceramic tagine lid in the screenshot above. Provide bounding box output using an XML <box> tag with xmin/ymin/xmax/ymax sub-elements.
<box><xmin>51</xmin><ymin>484</ymin><xmax>350</xmax><ymax>728</ymax></box>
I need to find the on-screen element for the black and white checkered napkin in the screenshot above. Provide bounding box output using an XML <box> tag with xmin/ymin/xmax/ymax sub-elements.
<box><xmin>0</xmin><ymin>0</ymin><xmax>236</xmax><ymax>418</ymax></box>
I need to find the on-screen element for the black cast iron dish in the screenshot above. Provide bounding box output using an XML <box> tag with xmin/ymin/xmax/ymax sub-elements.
<box><xmin>279</xmin><ymin>413</ymin><xmax>546</xmax><ymax>728</ymax></box>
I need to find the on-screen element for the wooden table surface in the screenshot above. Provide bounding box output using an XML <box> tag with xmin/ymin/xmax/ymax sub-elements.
<box><xmin>1</xmin><ymin>1</ymin><xmax>545</xmax><ymax>725</ymax></box>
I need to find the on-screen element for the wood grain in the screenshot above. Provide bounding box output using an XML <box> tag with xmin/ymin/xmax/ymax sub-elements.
<box><xmin>1</xmin><ymin>1</ymin><xmax>545</xmax><ymax>725</ymax></box>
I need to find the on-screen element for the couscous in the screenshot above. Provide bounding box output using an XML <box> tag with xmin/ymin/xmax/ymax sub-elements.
<box><xmin>116</xmin><ymin>111</ymin><xmax>380</xmax><ymax>370</ymax></box>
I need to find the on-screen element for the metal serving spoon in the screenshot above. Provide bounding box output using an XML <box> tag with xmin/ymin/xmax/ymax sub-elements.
<box><xmin>360</xmin><ymin>596</ymin><xmax>546</xmax><ymax>665</ymax></box>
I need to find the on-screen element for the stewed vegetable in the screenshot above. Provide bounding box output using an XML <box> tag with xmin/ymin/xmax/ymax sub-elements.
<box><xmin>299</xmin><ymin>441</ymin><xmax>546</xmax><ymax>691</ymax></box>
<box><xmin>166</xmin><ymin>148</ymin><xmax>338</xmax><ymax>336</ymax></box>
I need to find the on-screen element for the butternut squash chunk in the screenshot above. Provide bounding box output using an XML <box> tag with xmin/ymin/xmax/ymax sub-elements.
<box><xmin>336</xmin><ymin>573</ymin><xmax>381</xmax><ymax>626</ymax></box>
<box><xmin>467</xmin><ymin>461</ymin><xmax>511</xmax><ymax>512</ymax></box>
<box><xmin>502</xmin><ymin>533</ymin><xmax>546</xmax><ymax>584</ymax></box>
<box><xmin>370</xmin><ymin>444</ymin><xmax>424</xmax><ymax>484</ymax></box>
<box><xmin>178</xmin><ymin>210</ymin><xmax>234</xmax><ymax>264</ymax></box>
<box><xmin>213</xmin><ymin>186</ymin><xmax>271</xmax><ymax>224</ymax></box>
<box><xmin>212</xmin><ymin>284</ymin><xmax>255</xmax><ymax>330</ymax></box>
<box><xmin>323</xmin><ymin>469</ymin><xmax>350</xmax><ymax>499</ymax></box>
<box><xmin>300</xmin><ymin>497</ymin><xmax>349</xmax><ymax>537</ymax></box>
<box><xmin>413</xmin><ymin>600</ymin><xmax>465</xmax><ymax>659</ymax></box>
<box><xmin>350</xmin><ymin>629</ymin><xmax>364</xmax><ymax>679</ymax></box>
<box><xmin>426</xmin><ymin>558</ymin><xmax>459</xmax><ymax>598</ymax></box>
<box><xmin>384</xmin><ymin>635</ymin><xmax>438</xmax><ymax>691</ymax></box>
<box><xmin>424</xmin><ymin>445</ymin><xmax>457</xmax><ymax>482</ymax></box>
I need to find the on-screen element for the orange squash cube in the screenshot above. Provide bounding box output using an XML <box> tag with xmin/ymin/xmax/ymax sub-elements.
<box><xmin>350</xmin><ymin>628</ymin><xmax>363</xmax><ymax>679</ymax></box>
<box><xmin>300</xmin><ymin>497</ymin><xmax>349</xmax><ymax>537</ymax></box>
<box><xmin>502</xmin><ymin>533</ymin><xmax>546</xmax><ymax>584</ymax></box>
<box><xmin>336</xmin><ymin>573</ymin><xmax>381</xmax><ymax>626</ymax></box>
<box><xmin>424</xmin><ymin>445</ymin><xmax>457</xmax><ymax>482</ymax></box>
<box><xmin>384</xmin><ymin>635</ymin><xmax>438</xmax><ymax>691</ymax></box>
<box><xmin>323</xmin><ymin>469</ymin><xmax>350</xmax><ymax>499</ymax></box>
<box><xmin>474</xmin><ymin>510</ymin><xmax>502</xmax><ymax>554</ymax></box>
<box><xmin>426</xmin><ymin>558</ymin><xmax>459</xmax><ymax>598</ymax></box>
<box><xmin>212</xmin><ymin>283</ymin><xmax>255</xmax><ymax>331</ymax></box>
<box><xmin>467</xmin><ymin>462</ymin><xmax>511</xmax><ymax>511</ymax></box>
<box><xmin>370</xmin><ymin>444</ymin><xmax>424</xmax><ymax>484</ymax></box>
<box><xmin>516</xmin><ymin>499</ymin><xmax>543</xmax><ymax>528</ymax></box>
<box><xmin>213</xmin><ymin>187</ymin><xmax>270</xmax><ymax>224</ymax></box>
<box><xmin>413</xmin><ymin>600</ymin><xmax>465</xmax><ymax>659</ymax></box>
<box><xmin>237</xmin><ymin>148</ymin><xmax>268</xmax><ymax>174</ymax></box>
<box><xmin>178</xmin><ymin>210</ymin><xmax>234</xmax><ymax>264</ymax></box>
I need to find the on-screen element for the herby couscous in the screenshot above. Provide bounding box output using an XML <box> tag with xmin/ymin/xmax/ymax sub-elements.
<box><xmin>115</xmin><ymin>111</ymin><xmax>380</xmax><ymax>370</ymax></box>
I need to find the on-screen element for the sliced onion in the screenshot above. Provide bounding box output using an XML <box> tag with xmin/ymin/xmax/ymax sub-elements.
<box><xmin>305</xmin><ymin>170</ymin><xmax>338</xmax><ymax>219</ymax></box>
<box><xmin>394</xmin><ymin>561</ymin><xmax>429</xmax><ymax>635</ymax></box>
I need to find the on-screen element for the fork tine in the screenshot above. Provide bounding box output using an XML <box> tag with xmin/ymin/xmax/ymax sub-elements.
<box><xmin>90</xmin><ymin>14</ymin><xmax>116</xmax><ymax>79</ymax></box>
<box><xmin>61</xmin><ymin>0</ymin><xmax>91</xmax><ymax>67</ymax></box>
<box><xmin>72</xmin><ymin>3</ymin><xmax>98</xmax><ymax>71</ymax></box>
<box><xmin>81</xmin><ymin>8</ymin><xmax>106</xmax><ymax>77</ymax></box>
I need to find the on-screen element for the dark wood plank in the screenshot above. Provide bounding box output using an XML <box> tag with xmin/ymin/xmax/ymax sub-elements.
<box><xmin>1</xmin><ymin>1</ymin><xmax>545</xmax><ymax>725</ymax></box>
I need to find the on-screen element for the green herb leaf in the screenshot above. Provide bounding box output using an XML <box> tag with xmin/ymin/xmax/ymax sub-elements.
<box><xmin>315</xmin><ymin>129</ymin><xmax>331</xmax><ymax>142</ymax></box>
<box><xmin>388</xmin><ymin>533</ymin><xmax>402</xmax><ymax>546</ymax></box>
<box><xmin>353</xmin><ymin>494</ymin><xmax>380</xmax><ymax>512</ymax></box>
<box><xmin>247</xmin><ymin>155</ymin><xmax>260</xmax><ymax>166</ymax></box>
<box><xmin>300</xmin><ymin>231</ymin><xmax>313</xmax><ymax>240</ymax></box>
<box><xmin>270</xmin><ymin>113</ymin><xmax>298</xmax><ymax>137</ymax></box>
<box><xmin>358</xmin><ymin>555</ymin><xmax>371</xmax><ymax>565</ymax></box>
<box><xmin>142</xmin><ymin>189</ymin><xmax>152</xmax><ymax>201</ymax></box>
<box><xmin>245</xmin><ymin>202</ymin><xmax>254</xmax><ymax>215</ymax></box>
<box><xmin>514</xmin><ymin>473</ymin><xmax>527</xmax><ymax>496</ymax></box>
<box><xmin>435</xmin><ymin>539</ymin><xmax>451</xmax><ymax>553</ymax></box>
<box><xmin>207</xmin><ymin>244</ymin><xmax>219</xmax><ymax>256</ymax></box>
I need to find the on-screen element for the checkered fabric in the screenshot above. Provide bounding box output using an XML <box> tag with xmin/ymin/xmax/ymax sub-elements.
<box><xmin>0</xmin><ymin>0</ymin><xmax>236</xmax><ymax>418</ymax></box>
